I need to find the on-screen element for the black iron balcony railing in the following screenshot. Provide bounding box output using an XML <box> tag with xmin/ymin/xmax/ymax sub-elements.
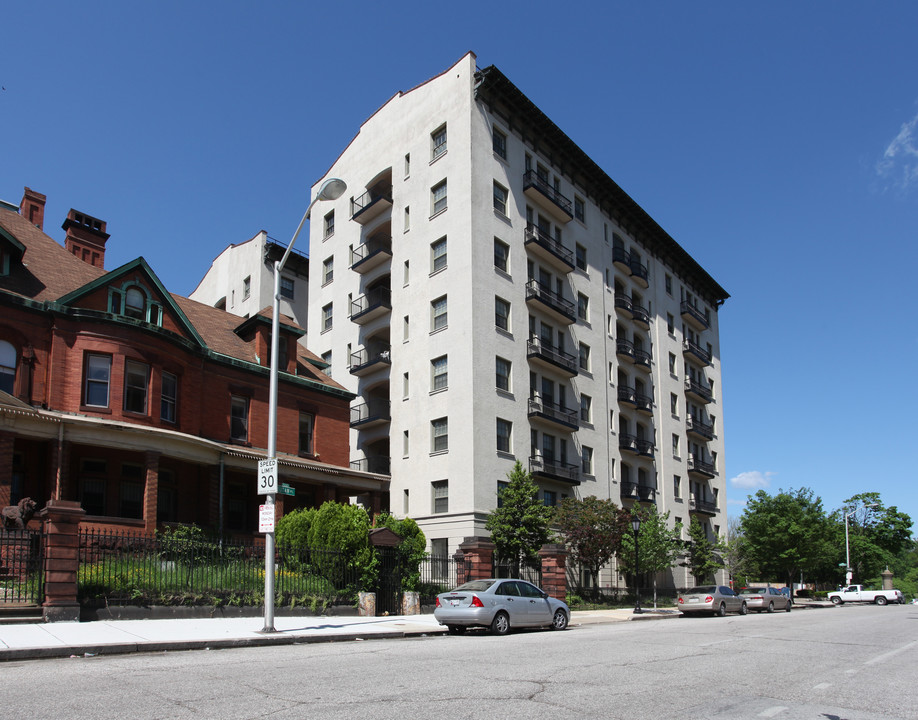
<box><xmin>350</xmin><ymin>286</ymin><xmax>392</xmax><ymax>323</ymax></box>
<box><xmin>616</xmin><ymin>338</ymin><xmax>635</xmax><ymax>361</ymax></box>
<box><xmin>621</xmin><ymin>481</ymin><xmax>657</xmax><ymax>502</ymax></box>
<box><xmin>524</xmin><ymin>224</ymin><xmax>574</xmax><ymax>270</ymax></box>
<box><xmin>349</xmin><ymin>400</ymin><xmax>391</xmax><ymax>427</ymax></box>
<box><xmin>526</xmin><ymin>278</ymin><xmax>576</xmax><ymax>323</ymax></box>
<box><xmin>522</xmin><ymin>170</ymin><xmax>573</xmax><ymax>218</ymax></box>
<box><xmin>636</xmin><ymin>438</ymin><xmax>655</xmax><ymax>458</ymax></box>
<box><xmin>690</xmin><ymin>494</ymin><xmax>718</xmax><ymax>515</ymax></box>
<box><xmin>635</xmin><ymin>392</ymin><xmax>654</xmax><ymax>413</ymax></box>
<box><xmin>687</xmin><ymin>415</ymin><xmax>715</xmax><ymax>440</ymax></box>
<box><xmin>634</xmin><ymin>348</ymin><xmax>652</xmax><ymax>370</ymax></box>
<box><xmin>351</xmin><ymin>187</ymin><xmax>393</xmax><ymax>222</ymax></box>
<box><xmin>683</xmin><ymin>338</ymin><xmax>712</xmax><ymax>365</ymax></box>
<box><xmin>618</xmin><ymin>385</ymin><xmax>637</xmax><ymax>405</ymax></box>
<box><xmin>614</xmin><ymin>292</ymin><xmax>633</xmax><ymax>315</ymax></box>
<box><xmin>619</xmin><ymin>433</ymin><xmax>638</xmax><ymax>454</ymax></box>
<box><xmin>631</xmin><ymin>302</ymin><xmax>651</xmax><ymax>326</ymax></box>
<box><xmin>527</xmin><ymin>336</ymin><xmax>578</xmax><ymax>375</ymax></box>
<box><xmin>629</xmin><ymin>257</ymin><xmax>648</xmax><ymax>284</ymax></box>
<box><xmin>685</xmin><ymin>377</ymin><xmax>713</xmax><ymax>403</ymax></box>
<box><xmin>528</xmin><ymin>396</ymin><xmax>579</xmax><ymax>429</ymax></box>
<box><xmin>350</xmin><ymin>237</ymin><xmax>393</xmax><ymax>271</ymax></box>
<box><xmin>688</xmin><ymin>454</ymin><xmax>717</xmax><ymax>478</ymax></box>
<box><xmin>529</xmin><ymin>455</ymin><xmax>580</xmax><ymax>485</ymax></box>
<box><xmin>350</xmin><ymin>456</ymin><xmax>391</xmax><ymax>475</ymax></box>
<box><xmin>349</xmin><ymin>345</ymin><xmax>391</xmax><ymax>375</ymax></box>
<box><xmin>681</xmin><ymin>301</ymin><xmax>710</xmax><ymax>330</ymax></box>
<box><xmin>612</xmin><ymin>245</ymin><xmax>630</xmax><ymax>268</ymax></box>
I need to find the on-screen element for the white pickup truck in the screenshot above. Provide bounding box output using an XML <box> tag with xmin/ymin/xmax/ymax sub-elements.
<box><xmin>827</xmin><ymin>585</ymin><xmax>904</xmax><ymax>606</ymax></box>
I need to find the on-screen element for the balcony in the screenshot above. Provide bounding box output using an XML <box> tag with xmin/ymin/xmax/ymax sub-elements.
<box><xmin>524</xmin><ymin>224</ymin><xmax>574</xmax><ymax>273</ymax></box>
<box><xmin>616</xmin><ymin>338</ymin><xmax>635</xmax><ymax>363</ymax></box>
<box><xmin>528</xmin><ymin>396</ymin><xmax>579</xmax><ymax>431</ymax></box>
<box><xmin>350</xmin><ymin>456</ymin><xmax>391</xmax><ymax>475</ymax></box>
<box><xmin>631</xmin><ymin>302</ymin><xmax>651</xmax><ymax>328</ymax></box>
<box><xmin>619</xmin><ymin>433</ymin><xmax>639</xmax><ymax>455</ymax></box>
<box><xmin>688</xmin><ymin>454</ymin><xmax>717</xmax><ymax>479</ymax></box>
<box><xmin>617</xmin><ymin>385</ymin><xmax>637</xmax><ymax>407</ymax></box>
<box><xmin>686</xmin><ymin>415</ymin><xmax>715</xmax><ymax>442</ymax></box>
<box><xmin>683</xmin><ymin>338</ymin><xmax>712</xmax><ymax>366</ymax></box>
<box><xmin>526</xmin><ymin>279</ymin><xmax>576</xmax><ymax>325</ymax></box>
<box><xmin>635</xmin><ymin>438</ymin><xmax>655</xmax><ymax>458</ymax></box>
<box><xmin>527</xmin><ymin>336</ymin><xmax>578</xmax><ymax>377</ymax></box>
<box><xmin>522</xmin><ymin>170</ymin><xmax>573</xmax><ymax>223</ymax></box>
<box><xmin>349</xmin><ymin>345</ymin><xmax>391</xmax><ymax>377</ymax></box>
<box><xmin>633</xmin><ymin>348</ymin><xmax>652</xmax><ymax>372</ymax></box>
<box><xmin>689</xmin><ymin>494</ymin><xmax>718</xmax><ymax>516</ymax></box>
<box><xmin>635</xmin><ymin>391</ymin><xmax>654</xmax><ymax>415</ymax></box>
<box><xmin>351</xmin><ymin>187</ymin><xmax>393</xmax><ymax>225</ymax></box>
<box><xmin>350</xmin><ymin>287</ymin><xmax>392</xmax><ymax>325</ymax></box>
<box><xmin>613</xmin><ymin>292</ymin><xmax>633</xmax><ymax>318</ymax></box>
<box><xmin>350</xmin><ymin>400</ymin><xmax>391</xmax><ymax>429</ymax></box>
<box><xmin>629</xmin><ymin>257</ymin><xmax>649</xmax><ymax>288</ymax></box>
<box><xmin>685</xmin><ymin>376</ymin><xmax>713</xmax><ymax>404</ymax></box>
<box><xmin>350</xmin><ymin>237</ymin><xmax>393</xmax><ymax>274</ymax></box>
<box><xmin>529</xmin><ymin>455</ymin><xmax>580</xmax><ymax>485</ymax></box>
<box><xmin>681</xmin><ymin>301</ymin><xmax>710</xmax><ymax>331</ymax></box>
<box><xmin>621</xmin><ymin>481</ymin><xmax>657</xmax><ymax>503</ymax></box>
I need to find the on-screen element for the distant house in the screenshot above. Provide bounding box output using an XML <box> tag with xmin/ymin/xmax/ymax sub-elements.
<box><xmin>0</xmin><ymin>187</ymin><xmax>387</xmax><ymax>535</ymax></box>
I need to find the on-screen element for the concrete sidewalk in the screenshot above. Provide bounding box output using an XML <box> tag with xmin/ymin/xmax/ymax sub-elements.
<box><xmin>0</xmin><ymin>609</ymin><xmax>654</xmax><ymax>662</ymax></box>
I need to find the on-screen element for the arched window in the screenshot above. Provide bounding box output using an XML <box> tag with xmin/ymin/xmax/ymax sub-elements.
<box><xmin>125</xmin><ymin>287</ymin><xmax>145</xmax><ymax>319</ymax></box>
<box><xmin>0</xmin><ymin>340</ymin><xmax>16</xmax><ymax>394</ymax></box>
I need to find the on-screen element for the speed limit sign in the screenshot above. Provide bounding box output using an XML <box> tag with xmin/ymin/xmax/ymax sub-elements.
<box><xmin>257</xmin><ymin>458</ymin><xmax>277</xmax><ymax>495</ymax></box>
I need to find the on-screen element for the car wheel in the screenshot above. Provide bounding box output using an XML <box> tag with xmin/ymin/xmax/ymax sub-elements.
<box><xmin>739</xmin><ymin>602</ymin><xmax>748</xmax><ymax>615</ymax></box>
<box><xmin>551</xmin><ymin>609</ymin><xmax>568</xmax><ymax>631</ymax></box>
<box><xmin>767</xmin><ymin>602</ymin><xmax>775</xmax><ymax>613</ymax></box>
<box><xmin>875</xmin><ymin>596</ymin><xmax>888</xmax><ymax>606</ymax></box>
<box><xmin>716</xmin><ymin>602</ymin><xmax>726</xmax><ymax>617</ymax></box>
<box><xmin>490</xmin><ymin>611</ymin><xmax>510</xmax><ymax>636</ymax></box>
<box><xmin>785</xmin><ymin>602</ymin><xmax>792</xmax><ymax>613</ymax></box>
<box><xmin>831</xmin><ymin>596</ymin><xmax>843</xmax><ymax>605</ymax></box>
<box><xmin>447</xmin><ymin>625</ymin><xmax>465</xmax><ymax>635</ymax></box>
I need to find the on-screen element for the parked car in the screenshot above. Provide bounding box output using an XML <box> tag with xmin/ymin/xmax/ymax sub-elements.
<box><xmin>778</xmin><ymin>587</ymin><xmax>794</xmax><ymax>605</ymax></box>
<box><xmin>739</xmin><ymin>587</ymin><xmax>791</xmax><ymax>613</ymax></box>
<box><xmin>434</xmin><ymin>578</ymin><xmax>569</xmax><ymax>635</ymax></box>
<box><xmin>827</xmin><ymin>585</ymin><xmax>905</xmax><ymax>606</ymax></box>
<box><xmin>678</xmin><ymin>585</ymin><xmax>747</xmax><ymax>617</ymax></box>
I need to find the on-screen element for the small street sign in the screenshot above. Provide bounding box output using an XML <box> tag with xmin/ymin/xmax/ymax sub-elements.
<box><xmin>259</xmin><ymin>504</ymin><xmax>275</xmax><ymax>533</ymax></box>
<box><xmin>278</xmin><ymin>483</ymin><xmax>295</xmax><ymax>497</ymax></box>
<box><xmin>257</xmin><ymin>458</ymin><xmax>277</xmax><ymax>495</ymax></box>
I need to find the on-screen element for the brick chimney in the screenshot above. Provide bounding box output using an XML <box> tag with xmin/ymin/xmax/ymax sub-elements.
<box><xmin>62</xmin><ymin>209</ymin><xmax>110</xmax><ymax>269</ymax></box>
<box><xmin>19</xmin><ymin>187</ymin><xmax>46</xmax><ymax>230</ymax></box>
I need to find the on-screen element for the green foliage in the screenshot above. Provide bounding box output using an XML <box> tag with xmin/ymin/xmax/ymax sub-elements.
<box><xmin>834</xmin><ymin>492</ymin><xmax>914</xmax><ymax>583</ymax></box>
<box><xmin>276</xmin><ymin>507</ymin><xmax>317</xmax><ymax>548</ymax></box>
<box><xmin>683</xmin><ymin>515</ymin><xmax>725</xmax><ymax>583</ymax></box>
<box><xmin>554</xmin><ymin>496</ymin><xmax>629</xmax><ymax>592</ymax></box>
<box><xmin>619</xmin><ymin>506</ymin><xmax>683</xmax><ymax>578</ymax></box>
<box><xmin>722</xmin><ymin>516</ymin><xmax>753</xmax><ymax>588</ymax></box>
<box><xmin>486</xmin><ymin>462</ymin><xmax>553</xmax><ymax>576</ymax></box>
<box><xmin>373</xmin><ymin>512</ymin><xmax>427</xmax><ymax>591</ymax></box>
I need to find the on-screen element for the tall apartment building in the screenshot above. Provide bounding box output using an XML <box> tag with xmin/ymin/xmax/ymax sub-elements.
<box><xmin>308</xmin><ymin>53</ymin><xmax>729</xmax><ymax>588</ymax></box>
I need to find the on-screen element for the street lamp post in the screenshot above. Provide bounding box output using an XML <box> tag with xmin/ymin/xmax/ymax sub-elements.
<box><xmin>844</xmin><ymin>502</ymin><xmax>878</xmax><ymax>587</ymax></box>
<box><xmin>262</xmin><ymin>178</ymin><xmax>347</xmax><ymax>634</ymax></box>
<box><xmin>632</xmin><ymin>515</ymin><xmax>643</xmax><ymax>615</ymax></box>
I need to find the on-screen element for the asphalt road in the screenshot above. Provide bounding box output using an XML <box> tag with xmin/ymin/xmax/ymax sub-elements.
<box><xmin>4</xmin><ymin>604</ymin><xmax>916</xmax><ymax>719</ymax></box>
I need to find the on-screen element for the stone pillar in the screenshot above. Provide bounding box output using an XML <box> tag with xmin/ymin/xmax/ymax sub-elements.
<box><xmin>142</xmin><ymin>451</ymin><xmax>161</xmax><ymax>534</ymax></box>
<box><xmin>40</xmin><ymin>499</ymin><xmax>85</xmax><ymax>622</ymax></box>
<box><xmin>0</xmin><ymin>431</ymin><xmax>13</xmax><ymax>507</ymax></box>
<box><xmin>457</xmin><ymin>537</ymin><xmax>495</xmax><ymax>582</ymax></box>
<box><xmin>881</xmin><ymin>568</ymin><xmax>894</xmax><ymax>591</ymax></box>
<box><xmin>539</xmin><ymin>543</ymin><xmax>568</xmax><ymax>601</ymax></box>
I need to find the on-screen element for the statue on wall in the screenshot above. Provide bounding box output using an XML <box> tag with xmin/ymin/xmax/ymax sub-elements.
<box><xmin>1</xmin><ymin>497</ymin><xmax>38</xmax><ymax>530</ymax></box>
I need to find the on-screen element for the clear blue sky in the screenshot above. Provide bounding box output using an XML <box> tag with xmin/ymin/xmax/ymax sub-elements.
<box><xmin>3</xmin><ymin>1</ymin><xmax>916</xmax><ymax>530</ymax></box>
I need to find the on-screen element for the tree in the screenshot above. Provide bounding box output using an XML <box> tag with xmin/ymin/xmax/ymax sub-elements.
<box><xmin>554</xmin><ymin>496</ymin><xmax>629</xmax><ymax>597</ymax></box>
<box><xmin>722</xmin><ymin>515</ymin><xmax>754</xmax><ymax>588</ymax></box>
<box><xmin>373</xmin><ymin>513</ymin><xmax>427</xmax><ymax>591</ymax></box>
<box><xmin>618</xmin><ymin>505</ymin><xmax>683</xmax><ymax>607</ymax></box>
<box><xmin>485</xmin><ymin>462</ymin><xmax>553</xmax><ymax>577</ymax></box>
<box><xmin>683</xmin><ymin>515</ymin><xmax>725</xmax><ymax>584</ymax></box>
<box><xmin>740</xmin><ymin>488</ymin><xmax>835</xmax><ymax>588</ymax></box>
<box><xmin>306</xmin><ymin>501</ymin><xmax>378</xmax><ymax>592</ymax></box>
<box><xmin>836</xmin><ymin>492</ymin><xmax>914</xmax><ymax>584</ymax></box>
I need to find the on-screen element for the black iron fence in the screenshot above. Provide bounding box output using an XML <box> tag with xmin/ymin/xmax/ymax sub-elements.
<box><xmin>493</xmin><ymin>558</ymin><xmax>542</xmax><ymax>586</ymax></box>
<box><xmin>0</xmin><ymin>528</ymin><xmax>44</xmax><ymax>605</ymax></box>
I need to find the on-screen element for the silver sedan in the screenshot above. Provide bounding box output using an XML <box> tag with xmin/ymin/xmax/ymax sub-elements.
<box><xmin>739</xmin><ymin>586</ymin><xmax>792</xmax><ymax>613</ymax></box>
<box><xmin>434</xmin><ymin>578</ymin><xmax>570</xmax><ymax>635</ymax></box>
<box><xmin>678</xmin><ymin>585</ymin><xmax>748</xmax><ymax>617</ymax></box>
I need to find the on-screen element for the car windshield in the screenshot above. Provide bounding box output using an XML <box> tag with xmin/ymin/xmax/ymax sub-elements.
<box><xmin>742</xmin><ymin>588</ymin><xmax>766</xmax><ymax>594</ymax></box>
<box><xmin>687</xmin><ymin>587</ymin><xmax>717</xmax><ymax>594</ymax></box>
<box><xmin>451</xmin><ymin>580</ymin><xmax>496</xmax><ymax>592</ymax></box>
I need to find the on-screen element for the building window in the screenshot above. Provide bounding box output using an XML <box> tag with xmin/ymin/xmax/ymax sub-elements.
<box><xmin>671</xmin><ymin>393</ymin><xmax>678</xmax><ymax>416</ymax></box>
<box><xmin>323</xmin><ymin>257</ymin><xmax>334</xmax><ymax>285</ymax></box>
<box><xmin>577</xmin><ymin>293</ymin><xmax>589</xmax><ymax>322</ymax></box>
<box><xmin>299</xmin><ymin>412</ymin><xmax>314</xmax><ymax>455</ymax></box>
<box><xmin>85</xmin><ymin>354</ymin><xmax>111</xmax><ymax>407</ymax></box>
<box><xmin>119</xmin><ymin>478</ymin><xmax>144</xmax><ymax>519</ymax></box>
<box><xmin>322</xmin><ymin>303</ymin><xmax>333</xmax><ymax>332</ymax></box>
<box><xmin>669</xmin><ymin>352</ymin><xmax>677</xmax><ymax>375</ymax></box>
<box><xmin>404</xmin><ymin>153</ymin><xmax>411</xmax><ymax>176</ymax></box>
<box><xmin>431</xmin><ymin>124</ymin><xmax>447</xmax><ymax>160</ymax></box>
<box><xmin>493</xmin><ymin>182</ymin><xmax>508</xmax><ymax>216</ymax></box>
<box><xmin>579</xmin><ymin>343</ymin><xmax>590</xmax><ymax>371</ymax></box>
<box><xmin>432</xmin><ymin>479</ymin><xmax>448</xmax><ymax>513</ymax></box>
<box><xmin>494</xmin><ymin>238</ymin><xmax>509</xmax><ymax>273</ymax></box>
<box><xmin>431</xmin><ymin>295</ymin><xmax>447</xmax><ymax>332</ymax></box>
<box><xmin>492</xmin><ymin>127</ymin><xmax>507</xmax><ymax>159</ymax></box>
<box><xmin>496</xmin><ymin>356</ymin><xmax>511</xmax><ymax>392</ymax></box>
<box><xmin>403</xmin><ymin>430</ymin><xmax>409</xmax><ymax>457</ymax></box>
<box><xmin>495</xmin><ymin>296</ymin><xmax>510</xmax><ymax>331</ymax></box>
<box><xmin>324</xmin><ymin>210</ymin><xmax>335</xmax><ymax>239</ymax></box>
<box><xmin>496</xmin><ymin>418</ymin><xmax>512</xmax><ymax>453</ymax></box>
<box><xmin>431</xmin><ymin>180</ymin><xmax>447</xmax><ymax>216</ymax></box>
<box><xmin>574</xmin><ymin>197</ymin><xmax>585</xmax><ymax>223</ymax></box>
<box><xmin>403</xmin><ymin>315</ymin><xmax>410</xmax><ymax>341</ymax></box>
<box><xmin>544</xmin><ymin>490</ymin><xmax>557</xmax><ymax>508</ymax></box>
<box><xmin>582</xmin><ymin>446</ymin><xmax>594</xmax><ymax>475</ymax></box>
<box><xmin>575</xmin><ymin>243</ymin><xmax>586</xmax><ymax>271</ymax></box>
<box><xmin>431</xmin><ymin>417</ymin><xmax>449</xmax><ymax>453</ymax></box>
<box><xmin>431</xmin><ymin>355</ymin><xmax>448</xmax><ymax>392</ymax></box>
<box><xmin>280</xmin><ymin>276</ymin><xmax>295</xmax><ymax>299</ymax></box>
<box><xmin>404</xmin><ymin>206</ymin><xmax>410</xmax><ymax>231</ymax></box>
<box><xmin>667</xmin><ymin>313</ymin><xmax>675</xmax><ymax>334</ymax></box>
<box><xmin>431</xmin><ymin>237</ymin><xmax>447</xmax><ymax>273</ymax></box>
<box><xmin>161</xmin><ymin>371</ymin><xmax>177</xmax><ymax>423</ymax></box>
<box><xmin>80</xmin><ymin>477</ymin><xmax>106</xmax><ymax>516</ymax></box>
<box><xmin>242</xmin><ymin>276</ymin><xmax>251</xmax><ymax>301</ymax></box>
<box><xmin>321</xmin><ymin>351</ymin><xmax>332</xmax><ymax>377</ymax></box>
<box><xmin>157</xmin><ymin>471</ymin><xmax>178</xmax><ymax>523</ymax></box>
<box><xmin>672</xmin><ymin>433</ymin><xmax>680</xmax><ymax>457</ymax></box>
<box><xmin>674</xmin><ymin>474</ymin><xmax>682</xmax><ymax>499</ymax></box>
<box><xmin>0</xmin><ymin>340</ymin><xmax>16</xmax><ymax>394</ymax></box>
<box><xmin>231</xmin><ymin>396</ymin><xmax>249</xmax><ymax>442</ymax></box>
<box><xmin>665</xmin><ymin>274</ymin><xmax>673</xmax><ymax>295</ymax></box>
<box><xmin>580</xmin><ymin>394</ymin><xmax>592</xmax><ymax>423</ymax></box>
<box><xmin>125</xmin><ymin>286</ymin><xmax>145</xmax><ymax>319</ymax></box>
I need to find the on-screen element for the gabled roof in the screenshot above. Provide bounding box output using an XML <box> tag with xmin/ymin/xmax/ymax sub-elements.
<box><xmin>234</xmin><ymin>306</ymin><xmax>306</xmax><ymax>339</ymax></box>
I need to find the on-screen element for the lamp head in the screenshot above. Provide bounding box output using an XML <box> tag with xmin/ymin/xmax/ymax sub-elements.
<box><xmin>632</xmin><ymin>516</ymin><xmax>642</xmax><ymax>533</ymax></box>
<box><xmin>317</xmin><ymin>178</ymin><xmax>347</xmax><ymax>202</ymax></box>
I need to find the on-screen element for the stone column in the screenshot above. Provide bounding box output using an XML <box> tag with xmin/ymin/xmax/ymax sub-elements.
<box><xmin>0</xmin><ymin>430</ymin><xmax>13</xmax><ymax>507</ymax></box>
<box><xmin>457</xmin><ymin>537</ymin><xmax>496</xmax><ymax>582</ymax></box>
<box><xmin>142</xmin><ymin>451</ymin><xmax>161</xmax><ymax>534</ymax></box>
<box><xmin>40</xmin><ymin>499</ymin><xmax>85</xmax><ymax>622</ymax></box>
<box><xmin>538</xmin><ymin>543</ymin><xmax>568</xmax><ymax>600</ymax></box>
<box><xmin>881</xmin><ymin>568</ymin><xmax>894</xmax><ymax>591</ymax></box>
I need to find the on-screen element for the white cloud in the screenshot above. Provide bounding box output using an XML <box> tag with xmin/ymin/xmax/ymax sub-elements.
<box><xmin>876</xmin><ymin>110</ymin><xmax>918</xmax><ymax>192</ymax></box>
<box><xmin>729</xmin><ymin>470</ymin><xmax>774</xmax><ymax>490</ymax></box>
